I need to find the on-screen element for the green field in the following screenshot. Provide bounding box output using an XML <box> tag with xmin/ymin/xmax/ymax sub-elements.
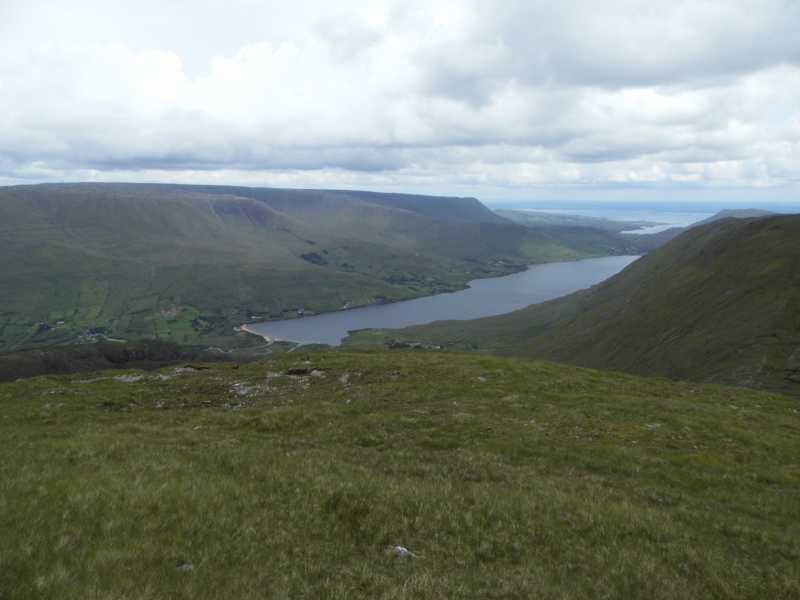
<box><xmin>1</xmin><ymin>350</ymin><xmax>798</xmax><ymax>598</ymax></box>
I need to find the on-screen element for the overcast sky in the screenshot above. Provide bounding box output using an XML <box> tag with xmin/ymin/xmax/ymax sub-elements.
<box><xmin>1</xmin><ymin>0</ymin><xmax>799</xmax><ymax>203</ymax></box>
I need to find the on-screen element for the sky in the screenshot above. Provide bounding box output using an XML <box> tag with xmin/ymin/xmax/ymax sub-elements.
<box><xmin>1</xmin><ymin>0</ymin><xmax>799</xmax><ymax>204</ymax></box>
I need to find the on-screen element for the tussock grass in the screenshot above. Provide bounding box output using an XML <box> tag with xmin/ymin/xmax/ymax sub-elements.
<box><xmin>1</xmin><ymin>351</ymin><xmax>798</xmax><ymax>598</ymax></box>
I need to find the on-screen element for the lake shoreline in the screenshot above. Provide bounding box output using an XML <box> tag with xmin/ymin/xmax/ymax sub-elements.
<box><xmin>239</xmin><ymin>325</ymin><xmax>273</xmax><ymax>343</ymax></box>
<box><xmin>239</xmin><ymin>253</ymin><xmax>628</xmax><ymax>331</ymax></box>
<box><xmin>245</xmin><ymin>255</ymin><xmax>641</xmax><ymax>347</ymax></box>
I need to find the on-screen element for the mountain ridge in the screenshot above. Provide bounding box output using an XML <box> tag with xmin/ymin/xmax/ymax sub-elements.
<box><xmin>693</xmin><ymin>208</ymin><xmax>778</xmax><ymax>227</ymax></box>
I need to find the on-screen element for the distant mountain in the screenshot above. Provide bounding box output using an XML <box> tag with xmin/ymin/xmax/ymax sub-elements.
<box><xmin>0</xmin><ymin>183</ymin><xmax>642</xmax><ymax>351</ymax></box>
<box><xmin>494</xmin><ymin>208</ymin><xmax>683</xmax><ymax>254</ymax></box>
<box><xmin>363</xmin><ymin>215</ymin><xmax>800</xmax><ymax>395</ymax></box>
<box><xmin>692</xmin><ymin>208</ymin><xmax>777</xmax><ymax>227</ymax></box>
<box><xmin>495</xmin><ymin>208</ymin><xmax>662</xmax><ymax>233</ymax></box>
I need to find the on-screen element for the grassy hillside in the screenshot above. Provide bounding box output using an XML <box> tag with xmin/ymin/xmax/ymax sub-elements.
<box><xmin>350</xmin><ymin>216</ymin><xmax>800</xmax><ymax>396</ymax></box>
<box><xmin>1</xmin><ymin>350</ymin><xmax>798</xmax><ymax>599</ymax></box>
<box><xmin>0</xmin><ymin>183</ymin><xmax>635</xmax><ymax>352</ymax></box>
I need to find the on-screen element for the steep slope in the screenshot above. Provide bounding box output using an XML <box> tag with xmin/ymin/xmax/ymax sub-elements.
<box><xmin>1</xmin><ymin>350</ymin><xmax>798</xmax><ymax>598</ymax></box>
<box><xmin>0</xmin><ymin>183</ymin><xmax>618</xmax><ymax>351</ymax></box>
<box><xmin>152</xmin><ymin>184</ymin><xmax>509</xmax><ymax>224</ymax></box>
<box><xmin>366</xmin><ymin>216</ymin><xmax>800</xmax><ymax>395</ymax></box>
<box><xmin>317</xmin><ymin>189</ymin><xmax>509</xmax><ymax>223</ymax></box>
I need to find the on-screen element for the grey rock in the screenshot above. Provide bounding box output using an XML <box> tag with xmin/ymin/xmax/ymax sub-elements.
<box><xmin>114</xmin><ymin>374</ymin><xmax>145</xmax><ymax>383</ymax></box>
<box><xmin>287</xmin><ymin>367</ymin><xmax>311</xmax><ymax>376</ymax></box>
<box><xmin>386</xmin><ymin>545</ymin><xmax>416</xmax><ymax>558</ymax></box>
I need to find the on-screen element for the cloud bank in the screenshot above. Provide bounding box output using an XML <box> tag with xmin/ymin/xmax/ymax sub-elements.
<box><xmin>1</xmin><ymin>0</ymin><xmax>799</xmax><ymax>201</ymax></box>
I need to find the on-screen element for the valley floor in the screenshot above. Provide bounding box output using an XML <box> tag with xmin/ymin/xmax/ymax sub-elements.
<box><xmin>1</xmin><ymin>350</ymin><xmax>798</xmax><ymax>599</ymax></box>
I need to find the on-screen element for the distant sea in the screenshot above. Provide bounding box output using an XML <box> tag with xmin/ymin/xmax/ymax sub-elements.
<box><xmin>518</xmin><ymin>207</ymin><xmax>712</xmax><ymax>234</ymax></box>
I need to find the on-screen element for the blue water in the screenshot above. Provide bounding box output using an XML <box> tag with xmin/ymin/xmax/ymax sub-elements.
<box><xmin>248</xmin><ymin>255</ymin><xmax>639</xmax><ymax>346</ymax></box>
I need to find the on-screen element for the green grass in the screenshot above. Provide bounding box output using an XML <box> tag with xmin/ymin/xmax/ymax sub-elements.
<box><xmin>1</xmin><ymin>350</ymin><xmax>798</xmax><ymax>598</ymax></box>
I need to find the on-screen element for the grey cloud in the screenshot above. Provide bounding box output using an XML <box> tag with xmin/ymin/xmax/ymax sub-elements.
<box><xmin>0</xmin><ymin>0</ymin><xmax>798</xmax><ymax>200</ymax></box>
<box><xmin>480</xmin><ymin>1</ymin><xmax>800</xmax><ymax>87</ymax></box>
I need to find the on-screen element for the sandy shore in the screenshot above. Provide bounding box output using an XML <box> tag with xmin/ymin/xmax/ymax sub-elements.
<box><xmin>240</xmin><ymin>324</ymin><xmax>273</xmax><ymax>343</ymax></box>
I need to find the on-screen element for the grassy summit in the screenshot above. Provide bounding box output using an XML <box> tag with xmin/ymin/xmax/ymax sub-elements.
<box><xmin>1</xmin><ymin>350</ymin><xmax>798</xmax><ymax>598</ymax></box>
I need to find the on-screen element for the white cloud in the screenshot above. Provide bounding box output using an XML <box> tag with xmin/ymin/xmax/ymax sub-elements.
<box><xmin>0</xmin><ymin>0</ymin><xmax>799</xmax><ymax>202</ymax></box>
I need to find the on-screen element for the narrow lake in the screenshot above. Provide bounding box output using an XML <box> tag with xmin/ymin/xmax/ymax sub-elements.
<box><xmin>248</xmin><ymin>255</ymin><xmax>640</xmax><ymax>346</ymax></box>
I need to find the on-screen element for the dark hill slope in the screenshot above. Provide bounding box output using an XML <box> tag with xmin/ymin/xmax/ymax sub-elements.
<box><xmin>0</xmin><ymin>183</ymin><xmax>628</xmax><ymax>351</ymax></box>
<box><xmin>373</xmin><ymin>216</ymin><xmax>800</xmax><ymax>395</ymax></box>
